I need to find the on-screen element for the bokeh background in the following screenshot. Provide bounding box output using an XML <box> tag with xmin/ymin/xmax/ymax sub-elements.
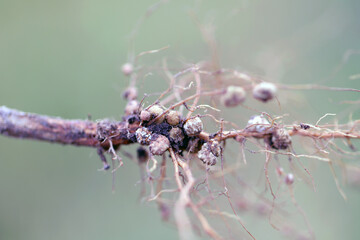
<box><xmin>0</xmin><ymin>0</ymin><xmax>360</xmax><ymax>239</ymax></box>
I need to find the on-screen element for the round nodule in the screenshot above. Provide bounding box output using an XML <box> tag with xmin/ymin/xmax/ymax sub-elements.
<box><xmin>184</xmin><ymin>117</ymin><xmax>203</xmax><ymax>136</ymax></box>
<box><xmin>140</xmin><ymin>110</ymin><xmax>151</xmax><ymax>122</ymax></box>
<box><xmin>125</xmin><ymin>100</ymin><xmax>140</xmax><ymax>115</ymax></box>
<box><xmin>123</xmin><ymin>87</ymin><xmax>138</xmax><ymax>101</ymax></box>
<box><xmin>221</xmin><ymin>86</ymin><xmax>246</xmax><ymax>107</ymax></box>
<box><xmin>148</xmin><ymin>105</ymin><xmax>165</xmax><ymax>123</ymax></box>
<box><xmin>271</xmin><ymin>128</ymin><xmax>291</xmax><ymax>150</ymax></box>
<box><xmin>253</xmin><ymin>82</ymin><xmax>277</xmax><ymax>102</ymax></box>
<box><xmin>285</xmin><ymin>173</ymin><xmax>295</xmax><ymax>185</ymax></box>
<box><xmin>166</xmin><ymin>110</ymin><xmax>181</xmax><ymax>126</ymax></box>
<box><xmin>121</xmin><ymin>62</ymin><xmax>133</xmax><ymax>76</ymax></box>
<box><xmin>137</xmin><ymin>147</ymin><xmax>149</xmax><ymax>164</ymax></box>
<box><xmin>169</xmin><ymin>127</ymin><xmax>184</xmax><ymax>144</ymax></box>
<box><xmin>198</xmin><ymin>142</ymin><xmax>218</xmax><ymax>166</ymax></box>
<box><xmin>246</xmin><ymin>115</ymin><xmax>270</xmax><ymax>133</ymax></box>
<box><xmin>149</xmin><ymin>135</ymin><xmax>170</xmax><ymax>155</ymax></box>
<box><xmin>135</xmin><ymin>127</ymin><xmax>152</xmax><ymax>145</ymax></box>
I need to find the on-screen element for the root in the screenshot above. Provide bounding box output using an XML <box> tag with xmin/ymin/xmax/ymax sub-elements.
<box><xmin>170</xmin><ymin>148</ymin><xmax>222</xmax><ymax>240</ymax></box>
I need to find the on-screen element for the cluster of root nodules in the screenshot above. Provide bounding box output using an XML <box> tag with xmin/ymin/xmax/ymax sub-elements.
<box><xmin>93</xmin><ymin>58</ymin><xmax>359</xmax><ymax>240</ymax></box>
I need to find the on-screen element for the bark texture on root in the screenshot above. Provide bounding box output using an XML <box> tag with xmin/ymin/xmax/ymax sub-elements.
<box><xmin>0</xmin><ymin>106</ymin><xmax>137</xmax><ymax>148</ymax></box>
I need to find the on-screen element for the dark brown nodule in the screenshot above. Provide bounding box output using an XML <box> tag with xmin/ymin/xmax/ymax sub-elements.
<box><xmin>169</xmin><ymin>127</ymin><xmax>184</xmax><ymax>144</ymax></box>
<box><xmin>300</xmin><ymin>123</ymin><xmax>310</xmax><ymax>130</ymax></box>
<box><xmin>268</xmin><ymin>128</ymin><xmax>291</xmax><ymax>150</ymax></box>
<box><xmin>186</xmin><ymin>138</ymin><xmax>202</xmax><ymax>153</ymax></box>
<box><xmin>137</xmin><ymin>147</ymin><xmax>149</xmax><ymax>164</ymax></box>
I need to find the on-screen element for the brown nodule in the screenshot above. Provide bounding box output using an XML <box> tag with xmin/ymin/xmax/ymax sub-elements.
<box><xmin>140</xmin><ymin>110</ymin><xmax>151</xmax><ymax>122</ymax></box>
<box><xmin>137</xmin><ymin>146</ymin><xmax>149</xmax><ymax>164</ymax></box>
<box><xmin>184</xmin><ymin>117</ymin><xmax>203</xmax><ymax>136</ymax></box>
<box><xmin>148</xmin><ymin>105</ymin><xmax>166</xmax><ymax>123</ymax></box>
<box><xmin>166</xmin><ymin>110</ymin><xmax>181</xmax><ymax>126</ymax></box>
<box><xmin>169</xmin><ymin>127</ymin><xmax>184</xmax><ymax>144</ymax></box>
<box><xmin>149</xmin><ymin>134</ymin><xmax>170</xmax><ymax>155</ymax></box>
<box><xmin>267</xmin><ymin>128</ymin><xmax>291</xmax><ymax>150</ymax></box>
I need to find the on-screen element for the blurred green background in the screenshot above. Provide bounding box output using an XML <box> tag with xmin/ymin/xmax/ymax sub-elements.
<box><xmin>0</xmin><ymin>0</ymin><xmax>360</xmax><ymax>239</ymax></box>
